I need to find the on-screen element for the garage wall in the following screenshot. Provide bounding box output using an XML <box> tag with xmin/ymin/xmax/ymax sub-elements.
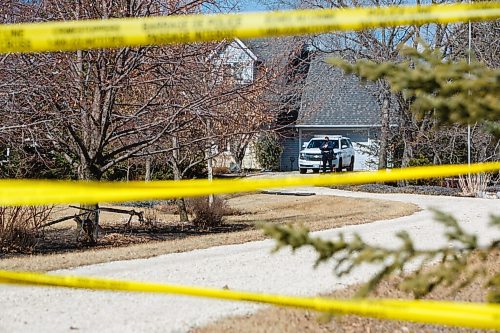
<box><xmin>280</xmin><ymin>136</ymin><xmax>299</xmax><ymax>171</ymax></box>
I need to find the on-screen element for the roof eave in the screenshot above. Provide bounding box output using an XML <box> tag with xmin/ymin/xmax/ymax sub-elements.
<box><xmin>233</xmin><ymin>37</ymin><xmax>258</xmax><ymax>61</ymax></box>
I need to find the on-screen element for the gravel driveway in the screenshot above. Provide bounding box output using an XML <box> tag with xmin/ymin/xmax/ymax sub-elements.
<box><xmin>1</xmin><ymin>189</ymin><xmax>498</xmax><ymax>333</ymax></box>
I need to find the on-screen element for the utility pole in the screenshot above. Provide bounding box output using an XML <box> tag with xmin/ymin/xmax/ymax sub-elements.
<box><xmin>207</xmin><ymin>118</ymin><xmax>214</xmax><ymax>207</ymax></box>
<box><xmin>467</xmin><ymin>0</ymin><xmax>472</xmax><ymax>166</ymax></box>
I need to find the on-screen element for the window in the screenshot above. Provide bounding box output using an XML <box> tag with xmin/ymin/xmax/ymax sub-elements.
<box><xmin>308</xmin><ymin>140</ymin><xmax>339</xmax><ymax>149</ymax></box>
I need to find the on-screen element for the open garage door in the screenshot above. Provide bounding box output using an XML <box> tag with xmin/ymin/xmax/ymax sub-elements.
<box><xmin>352</xmin><ymin>139</ymin><xmax>379</xmax><ymax>171</ymax></box>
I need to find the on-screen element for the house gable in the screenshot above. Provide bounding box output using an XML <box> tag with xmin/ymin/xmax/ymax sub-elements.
<box><xmin>216</xmin><ymin>38</ymin><xmax>258</xmax><ymax>84</ymax></box>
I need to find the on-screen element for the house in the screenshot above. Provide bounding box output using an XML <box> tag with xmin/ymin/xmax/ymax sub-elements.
<box><xmin>231</xmin><ymin>40</ymin><xmax>386</xmax><ymax>172</ymax></box>
<box><xmin>280</xmin><ymin>54</ymin><xmax>385</xmax><ymax>171</ymax></box>
<box><xmin>211</xmin><ymin>39</ymin><xmax>389</xmax><ymax>172</ymax></box>
<box><xmin>211</xmin><ymin>37</ymin><xmax>259</xmax><ymax>85</ymax></box>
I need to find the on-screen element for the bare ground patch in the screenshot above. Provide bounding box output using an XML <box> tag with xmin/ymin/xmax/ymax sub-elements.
<box><xmin>193</xmin><ymin>251</ymin><xmax>499</xmax><ymax>333</ymax></box>
<box><xmin>0</xmin><ymin>193</ymin><xmax>418</xmax><ymax>272</ymax></box>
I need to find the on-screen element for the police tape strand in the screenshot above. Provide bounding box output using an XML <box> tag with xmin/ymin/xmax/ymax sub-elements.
<box><xmin>0</xmin><ymin>270</ymin><xmax>498</xmax><ymax>330</ymax></box>
<box><xmin>0</xmin><ymin>3</ymin><xmax>499</xmax><ymax>53</ymax></box>
<box><xmin>0</xmin><ymin>162</ymin><xmax>499</xmax><ymax>206</ymax></box>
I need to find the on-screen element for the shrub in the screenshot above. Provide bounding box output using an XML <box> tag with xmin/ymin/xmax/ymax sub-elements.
<box><xmin>212</xmin><ymin>166</ymin><xmax>230</xmax><ymax>175</ymax></box>
<box><xmin>143</xmin><ymin>208</ymin><xmax>160</xmax><ymax>227</ymax></box>
<box><xmin>188</xmin><ymin>196</ymin><xmax>230</xmax><ymax>229</ymax></box>
<box><xmin>0</xmin><ymin>206</ymin><xmax>53</xmax><ymax>253</ymax></box>
<box><xmin>254</xmin><ymin>133</ymin><xmax>283</xmax><ymax>171</ymax></box>
<box><xmin>459</xmin><ymin>173</ymin><xmax>492</xmax><ymax>197</ymax></box>
<box><xmin>407</xmin><ymin>154</ymin><xmax>441</xmax><ymax>186</ymax></box>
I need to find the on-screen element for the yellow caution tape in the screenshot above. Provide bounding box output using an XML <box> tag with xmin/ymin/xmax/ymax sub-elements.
<box><xmin>1</xmin><ymin>3</ymin><xmax>499</xmax><ymax>53</ymax></box>
<box><xmin>0</xmin><ymin>270</ymin><xmax>498</xmax><ymax>330</ymax></box>
<box><xmin>0</xmin><ymin>162</ymin><xmax>499</xmax><ymax>206</ymax></box>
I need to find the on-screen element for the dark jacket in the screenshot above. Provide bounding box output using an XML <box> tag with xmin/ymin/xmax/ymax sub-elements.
<box><xmin>320</xmin><ymin>141</ymin><xmax>334</xmax><ymax>157</ymax></box>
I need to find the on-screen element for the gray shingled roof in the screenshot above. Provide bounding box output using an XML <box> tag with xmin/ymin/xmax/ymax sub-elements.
<box><xmin>297</xmin><ymin>55</ymin><xmax>381</xmax><ymax>127</ymax></box>
<box><xmin>244</xmin><ymin>37</ymin><xmax>310</xmax><ymax>68</ymax></box>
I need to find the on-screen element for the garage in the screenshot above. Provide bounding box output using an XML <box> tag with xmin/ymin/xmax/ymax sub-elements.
<box><xmin>280</xmin><ymin>55</ymin><xmax>388</xmax><ymax>171</ymax></box>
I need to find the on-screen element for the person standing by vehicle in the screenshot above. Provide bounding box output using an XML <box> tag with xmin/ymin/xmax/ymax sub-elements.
<box><xmin>320</xmin><ymin>136</ymin><xmax>334</xmax><ymax>173</ymax></box>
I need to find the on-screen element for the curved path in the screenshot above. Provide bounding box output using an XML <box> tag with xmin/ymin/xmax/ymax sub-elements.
<box><xmin>1</xmin><ymin>189</ymin><xmax>498</xmax><ymax>332</ymax></box>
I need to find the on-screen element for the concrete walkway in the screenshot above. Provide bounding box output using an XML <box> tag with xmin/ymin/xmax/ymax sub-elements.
<box><xmin>1</xmin><ymin>189</ymin><xmax>498</xmax><ymax>333</ymax></box>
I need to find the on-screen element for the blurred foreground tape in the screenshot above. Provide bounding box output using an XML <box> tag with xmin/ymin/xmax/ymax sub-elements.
<box><xmin>0</xmin><ymin>270</ymin><xmax>499</xmax><ymax>330</ymax></box>
<box><xmin>0</xmin><ymin>3</ymin><xmax>499</xmax><ymax>53</ymax></box>
<box><xmin>0</xmin><ymin>162</ymin><xmax>499</xmax><ymax>206</ymax></box>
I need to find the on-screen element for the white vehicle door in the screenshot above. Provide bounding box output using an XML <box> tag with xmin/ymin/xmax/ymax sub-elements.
<box><xmin>340</xmin><ymin>139</ymin><xmax>349</xmax><ymax>166</ymax></box>
<box><xmin>347</xmin><ymin>139</ymin><xmax>355</xmax><ymax>159</ymax></box>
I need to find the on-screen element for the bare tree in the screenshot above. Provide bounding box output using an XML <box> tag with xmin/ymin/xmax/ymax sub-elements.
<box><xmin>0</xmin><ymin>0</ymin><xmax>262</xmax><ymax>240</ymax></box>
<box><xmin>392</xmin><ymin>18</ymin><xmax>500</xmax><ymax>172</ymax></box>
<box><xmin>263</xmin><ymin>0</ymin><xmax>469</xmax><ymax>169</ymax></box>
<box><xmin>160</xmin><ymin>45</ymin><xmax>278</xmax><ymax>222</ymax></box>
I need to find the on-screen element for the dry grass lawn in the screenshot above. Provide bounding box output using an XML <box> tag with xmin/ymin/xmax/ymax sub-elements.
<box><xmin>0</xmin><ymin>193</ymin><xmax>418</xmax><ymax>272</ymax></box>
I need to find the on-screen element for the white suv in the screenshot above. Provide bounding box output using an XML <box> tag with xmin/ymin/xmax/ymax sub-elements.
<box><xmin>298</xmin><ymin>136</ymin><xmax>355</xmax><ymax>174</ymax></box>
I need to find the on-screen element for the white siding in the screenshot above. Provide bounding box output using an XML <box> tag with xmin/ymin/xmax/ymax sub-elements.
<box><xmin>217</xmin><ymin>40</ymin><xmax>256</xmax><ymax>84</ymax></box>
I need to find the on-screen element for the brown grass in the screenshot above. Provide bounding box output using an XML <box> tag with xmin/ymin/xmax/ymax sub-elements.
<box><xmin>0</xmin><ymin>194</ymin><xmax>418</xmax><ymax>272</ymax></box>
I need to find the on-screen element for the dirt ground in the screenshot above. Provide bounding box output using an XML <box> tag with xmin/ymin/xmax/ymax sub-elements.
<box><xmin>193</xmin><ymin>250</ymin><xmax>499</xmax><ymax>333</ymax></box>
<box><xmin>0</xmin><ymin>193</ymin><xmax>418</xmax><ymax>272</ymax></box>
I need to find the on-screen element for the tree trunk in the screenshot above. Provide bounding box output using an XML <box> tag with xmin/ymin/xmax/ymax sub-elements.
<box><xmin>172</xmin><ymin>135</ymin><xmax>189</xmax><ymax>223</ymax></box>
<box><xmin>378</xmin><ymin>81</ymin><xmax>391</xmax><ymax>170</ymax></box>
<box><xmin>77</xmin><ymin>164</ymin><xmax>101</xmax><ymax>243</ymax></box>
<box><xmin>233</xmin><ymin>143</ymin><xmax>248</xmax><ymax>173</ymax></box>
<box><xmin>145</xmin><ymin>156</ymin><xmax>151</xmax><ymax>182</ymax></box>
<box><xmin>176</xmin><ymin>198</ymin><xmax>189</xmax><ymax>223</ymax></box>
<box><xmin>74</xmin><ymin>4</ymin><xmax>100</xmax><ymax>244</ymax></box>
<box><xmin>230</xmin><ymin>134</ymin><xmax>252</xmax><ymax>173</ymax></box>
<box><xmin>398</xmin><ymin>136</ymin><xmax>413</xmax><ymax>186</ymax></box>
